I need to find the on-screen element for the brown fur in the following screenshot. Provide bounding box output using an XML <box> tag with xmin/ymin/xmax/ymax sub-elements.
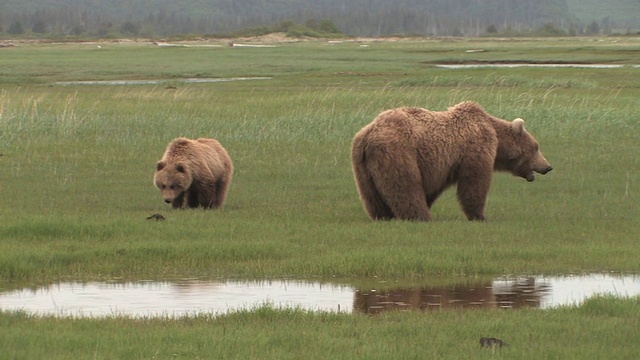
<box><xmin>351</xmin><ymin>101</ymin><xmax>552</xmax><ymax>221</ymax></box>
<box><xmin>154</xmin><ymin>137</ymin><xmax>234</xmax><ymax>209</ymax></box>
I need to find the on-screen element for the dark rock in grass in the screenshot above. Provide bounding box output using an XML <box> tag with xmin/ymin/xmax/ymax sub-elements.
<box><xmin>480</xmin><ymin>337</ymin><xmax>509</xmax><ymax>348</ymax></box>
<box><xmin>146</xmin><ymin>213</ymin><xmax>166</xmax><ymax>221</ymax></box>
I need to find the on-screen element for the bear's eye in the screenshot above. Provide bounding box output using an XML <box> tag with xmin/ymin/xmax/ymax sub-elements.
<box><xmin>170</xmin><ymin>185</ymin><xmax>176</xmax><ymax>190</ymax></box>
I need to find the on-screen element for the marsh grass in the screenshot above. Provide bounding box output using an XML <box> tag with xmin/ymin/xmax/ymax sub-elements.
<box><xmin>1</xmin><ymin>37</ymin><xmax>639</xmax><ymax>358</ymax></box>
<box><xmin>1</xmin><ymin>44</ymin><xmax>639</xmax><ymax>281</ymax></box>
<box><xmin>2</xmin><ymin>74</ymin><xmax>638</xmax><ymax>280</ymax></box>
<box><xmin>1</xmin><ymin>295</ymin><xmax>639</xmax><ymax>359</ymax></box>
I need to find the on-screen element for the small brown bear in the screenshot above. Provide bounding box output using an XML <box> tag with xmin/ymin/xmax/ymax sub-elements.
<box><xmin>351</xmin><ymin>101</ymin><xmax>552</xmax><ymax>221</ymax></box>
<box><xmin>154</xmin><ymin>137</ymin><xmax>233</xmax><ymax>209</ymax></box>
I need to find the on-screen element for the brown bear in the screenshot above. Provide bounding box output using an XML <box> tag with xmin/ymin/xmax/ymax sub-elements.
<box><xmin>154</xmin><ymin>137</ymin><xmax>233</xmax><ymax>209</ymax></box>
<box><xmin>351</xmin><ymin>101</ymin><xmax>552</xmax><ymax>221</ymax></box>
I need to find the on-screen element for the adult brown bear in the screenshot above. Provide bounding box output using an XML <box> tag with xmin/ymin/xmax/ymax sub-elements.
<box><xmin>351</xmin><ymin>101</ymin><xmax>552</xmax><ymax>221</ymax></box>
<box><xmin>154</xmin><ymin>137</ymin><xmax>233</xmax><ymax>209</ymax></box>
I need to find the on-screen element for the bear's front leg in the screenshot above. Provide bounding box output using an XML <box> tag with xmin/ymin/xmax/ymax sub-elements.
<box><xmin>171</xmin><ymin>192</ymin><xmax>188</xmax><ymax>209</ymax></box>
<box><xmin>456</xmin><ymin>166</ymin><xmax>492</xmax><ymax>221</ymax></box>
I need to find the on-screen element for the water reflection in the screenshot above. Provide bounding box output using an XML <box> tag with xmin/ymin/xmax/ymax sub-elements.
<box><xmin>1</xmin><ymin>274</ymin><xmax>638</xmax><ymax>318</ymax></box>
<box><xmin>435</xmin><ymin>64</ymin><xmax>628</xmax><ymax>69</ymax></box>
<box><xmin>0</xmin><ymin>280</ymin><xmax>352</xmax><ymax>318</ymax></box>
<box><xmin>355</xmin><ymin>277</ymin><xmax>549</xmax><ymax>314</ymax></box>
<box><xmin>54</xmin><ymin>77</ymin><xmax>271</xmax><ymax>86</ymax></box>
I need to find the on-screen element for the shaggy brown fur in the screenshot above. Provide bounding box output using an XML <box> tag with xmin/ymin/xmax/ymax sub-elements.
<box><xmin>351</xmin><ymin>101</ymin><xmax>552</xmax><ymax>221</ymax></box>
<box><xmin>154</xmin><ymin>137</ymin><xmax>234</xmax><ymax>209</ymax></box>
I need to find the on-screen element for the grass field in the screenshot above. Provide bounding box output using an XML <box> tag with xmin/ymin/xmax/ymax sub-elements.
<box><xmin>3</xmin><ymin>295</ymin><xmax>640</xmax><ymax>359</ymax></box>
<box><xmin>1</xmin><ymin>36</ymin><xmax>639</xmax><ymax>359</ymax></box>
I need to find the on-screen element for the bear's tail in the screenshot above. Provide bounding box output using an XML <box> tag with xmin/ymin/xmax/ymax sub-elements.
<box><xmin>351</xmin><ymin>133</ymin><xmax>395</xmax><ymax>220</ymax></box>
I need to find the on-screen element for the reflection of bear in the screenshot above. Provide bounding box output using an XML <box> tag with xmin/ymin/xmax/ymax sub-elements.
<box><xmin>351</xmin><ymin>101</ymin><xmax>552</xmax><ymax>221</ymax></box>
<box><xmin>154</xmin><ymin>137</ymin><xmax>233</xmax><ymax>209</ymax></box>
<box><xmin>353</xmin><ymin>277</ymin><xmax>548</xmax><ymax>314</ymax></box>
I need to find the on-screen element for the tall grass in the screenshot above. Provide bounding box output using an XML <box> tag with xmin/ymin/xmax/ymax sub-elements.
<box><xmin>1</xmin><ymin>37</ymin><xmax>639</xmax><ymax>359</ymax></box>
<box><xmin>1</xmin><ymin>38</ymin><xmax>639</xmax><ymax>284</ymax></box>
<box><xmin>1</xmin><ymin>81</ymin><xmax>638</xmax><ymax>282</ymax></box>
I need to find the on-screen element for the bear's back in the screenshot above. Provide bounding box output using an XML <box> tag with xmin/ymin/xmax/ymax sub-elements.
<box><xmin>367</xmin><ymin>106</ymin><xmax>492</xmax><ymax>146</ymax></box>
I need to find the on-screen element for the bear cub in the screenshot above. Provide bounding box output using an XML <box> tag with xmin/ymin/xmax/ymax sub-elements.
<box><xmin>154</xmin><ymin>137</ymin><xmax>233</xmax><ymax>209</ymax></box>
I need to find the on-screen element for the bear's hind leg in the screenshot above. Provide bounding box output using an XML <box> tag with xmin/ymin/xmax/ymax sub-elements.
<box><xmin>369</xmin><ymin>158</ymin><xmax>431</xmax><ymax>221</ymax></box>
<box><xmin>211</xmin><ymin>176</ymin><xmax>231</xmax><ymax>209</ymax></box>
<box><xmin>382</xmin><ymin>180</ymin><xmax>431</xmax><ymax>221</ymax></box>
<box><xmin>354</xmin><ymin>168</ymin><xmax>395</xmax><ymax>220</ymax></box>
<box><xmin>363</xmin><ymin>183</ymin><xmax>395</xmax><ymax>220</ymax></box>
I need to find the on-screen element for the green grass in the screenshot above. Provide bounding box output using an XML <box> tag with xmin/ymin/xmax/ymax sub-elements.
<box><xmin>1</xmin><ymin>80</ymin><xmax>637</xmax><ymax>282</ymax></box>
<box><xmin>2</xmin><ymin>295</ymin><xmax>640</xmax><ymax>359</ymax></box>
<box><xmin>1</xmin><ymin>37</ymin><xmax>639</xmax><ymax>358</ymax></box>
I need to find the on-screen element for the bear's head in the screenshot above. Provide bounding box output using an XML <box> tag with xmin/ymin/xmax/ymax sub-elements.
<box><xmin>498</xmin><ymin>118</ymin><xmax>553</xmax><ymax>182</ymax></box>
<box><xmin>154</xmin><ymin>161</ymin><xmax>192</xmax><ymax>204</ymax></box>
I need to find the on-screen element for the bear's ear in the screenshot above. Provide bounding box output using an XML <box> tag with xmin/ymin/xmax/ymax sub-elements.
<box><xmin>511</xmin><ymin>118</ymin><xmax>525</xmax><ymax>135</ymax></box>
<box><xmin>156</xmin><ymin>161</ymin><xmax>166</xmax><ymax>171</ymax></box>
<box><xmin>176</xmin><ymin>164</ymin><xmax>186</xmax><ymax>173</ymax></box>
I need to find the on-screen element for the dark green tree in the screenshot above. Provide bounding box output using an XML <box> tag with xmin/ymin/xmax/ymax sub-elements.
<box><xmin>538</xmin><ymin>22</ymin><xmax>567</xmax><ymax>36</ymax></box>
<box><xmin>8</xmin><ymin>21</ymin><xmax>24</xmax><ymax>34</ymax></box>
<box><xmin>70</xmin><ymin>25</ymin><xmax>85</xmax><ymax>35</ymax></box>
<box><xmin>121</xmin><ymin>20</ymin><xmax>140</xmax><ymax>35</ymax></box>
<box><xmin>318</xmin><ymin>19</ymin><xmax>340</xmax><ymax>33</ymax></box>
<box><xmin>586</xmin><ymin>20</ymin><xmax>600</xmax><ymax>35</ymax></box>
<box><xmin>32</xmin><ymin>19</ymin><xmax>47</xmax><ymax>33</ymax></box>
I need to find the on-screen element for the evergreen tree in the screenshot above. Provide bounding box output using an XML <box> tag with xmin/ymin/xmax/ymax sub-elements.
<box><xmin>586</xmin><ymin>20</ymin><xmax>600</xmax><ymax>35</ymax></box>
<box><xmin>32</xmin><ymin>19</ymin><xmax>47</xmax><ymax>33</ymax></box>
<box><xmin>7</xmin><ymin>21</ymin><xmax>24</xmax><ymax>34</ymax></box>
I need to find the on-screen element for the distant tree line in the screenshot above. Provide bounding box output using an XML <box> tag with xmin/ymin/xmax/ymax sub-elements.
<box><xmin>0</xmin><ymin>0</ymin><xmax>638</xmax><ymax>38</ymax></box>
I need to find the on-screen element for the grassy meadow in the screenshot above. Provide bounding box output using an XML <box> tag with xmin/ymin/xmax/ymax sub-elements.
<box><xmin>1</xmin><ymin>36</ymin><xmax>639</xmax><ymax>358</ymax></box>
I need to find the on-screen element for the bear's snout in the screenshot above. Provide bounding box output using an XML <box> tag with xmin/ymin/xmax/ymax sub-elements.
<box><xmin>539</xmin><ymin>165</ymin><xmax>553</xmax><ymax>174</ymax></box>
<box><xmin>164</xmin><ymin>198</ymin><xmax>172</xmax><ymax>204</ymax></box>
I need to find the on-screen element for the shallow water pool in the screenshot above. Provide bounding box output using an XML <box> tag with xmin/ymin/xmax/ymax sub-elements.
<box><xmin>1</xmin><ymin>274</ymin><xmax>638</xmax><ymax>318</ymax></box>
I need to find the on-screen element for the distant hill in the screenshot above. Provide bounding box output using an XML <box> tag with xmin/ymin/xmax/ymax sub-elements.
<box><xmin>1</xmin><ymin>0</ymin><xmax>638</xmax><ymax>37</ymax></box>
